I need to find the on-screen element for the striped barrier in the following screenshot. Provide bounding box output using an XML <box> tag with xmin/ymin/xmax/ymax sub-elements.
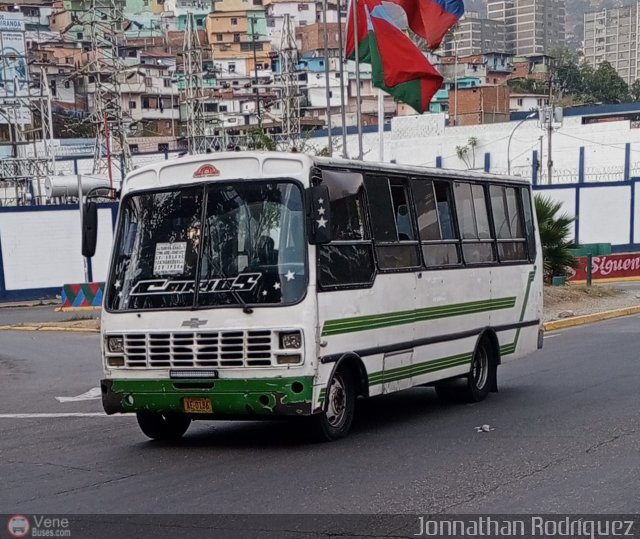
<box><xmin>61</xmin><ymin>282</ymin><xmax>105</xmax><ymax>310</ymax></box>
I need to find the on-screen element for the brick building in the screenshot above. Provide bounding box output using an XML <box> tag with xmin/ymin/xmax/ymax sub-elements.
<box><xmin>449</xmin><ymin>85</ymin><xmax>510</xmax><ymax>126</ymax></box>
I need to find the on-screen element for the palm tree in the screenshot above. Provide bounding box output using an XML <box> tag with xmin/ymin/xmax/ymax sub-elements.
<box><xmin>534</xmin><ymin>195</ymin><xmax>577</xmax><ymax>282</ymax></box>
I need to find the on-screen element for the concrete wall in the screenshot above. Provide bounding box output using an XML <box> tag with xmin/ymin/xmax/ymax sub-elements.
<box><xmin>0</xmin><ymin>204</ymin><xmax>117</xmax><ymax>302</ymax></box>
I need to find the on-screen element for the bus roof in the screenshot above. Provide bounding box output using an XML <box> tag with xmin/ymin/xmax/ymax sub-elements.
<box><xmin>123</xmin><ymin>151</ymin><xmax>531</xmax><ymax>193</ymax></box>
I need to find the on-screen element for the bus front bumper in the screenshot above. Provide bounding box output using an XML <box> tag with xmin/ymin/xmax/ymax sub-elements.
<box><xmin>101</xmin><ymin>376</ymin><xmax>315</xmax><ymax>417</ymax></box>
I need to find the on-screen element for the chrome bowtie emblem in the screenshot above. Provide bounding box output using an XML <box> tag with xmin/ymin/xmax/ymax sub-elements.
<box><xmin>181</xmin><ymin>318</ymin><xmax>207</xmax><ymax>328</ymax></box>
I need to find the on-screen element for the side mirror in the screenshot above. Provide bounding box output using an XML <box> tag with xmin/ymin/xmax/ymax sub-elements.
<box><xmin>82</xmin><ymin>201</ymin><xmax>98</xmax><ymax>258</ymax></box>
<box><xmin>307</xmin><ymin>185</ymin><xmax>332</xmax><ymax>245</ymax></box>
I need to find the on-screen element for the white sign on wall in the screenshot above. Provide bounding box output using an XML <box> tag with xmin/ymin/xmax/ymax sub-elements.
<box><xmin>0</xmin><ymin>12</ymin><xmax>28</xmax><ymax>125</ymax></box>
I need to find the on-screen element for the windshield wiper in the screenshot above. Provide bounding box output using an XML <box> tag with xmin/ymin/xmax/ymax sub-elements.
<box><xmin>208</xmin><ymin>259</ymin><xmax>254</xmax><ymax>314</ymax></box>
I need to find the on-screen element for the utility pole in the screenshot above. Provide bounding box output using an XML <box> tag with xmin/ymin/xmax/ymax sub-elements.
<box><xmin>250</xmin><ymin>15</ymin><xmax>261</xmax><ymax>127</ymax></box>
<box><xmin>278</xmin><ymin>14</ymin><xmax>301</xmax><ymax>149</ymax></box>
<box><xmin>336</xmin><ymin>0</ymin><xmax>347</xmax><ymax>157</ymax></box>
<box><xmin>181</xmin><ymin>12</ymin><xmax>207</xmax><ymax>154</ymax></box>
<box><xmin>547</xmin><ymin>110</ymin><xmax>553</xmax><ymax>184</ymax></box>
<box><xmin>85</xmin><ymin>0</ymin><xmax>132</xmax><ymax>178</ymax></box>
<box><xmin>322</xmin><ymin>0</ymin><xmax>332</xmax><ymax>156</ymax></box>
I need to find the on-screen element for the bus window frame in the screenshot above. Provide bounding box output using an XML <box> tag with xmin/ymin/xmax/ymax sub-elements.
<box><xmin>364</xmin><ymin>174</ymin><xmax>422</xmax><ymax>274</ymax></box>
<box><xmin>315</xmin><ymin>167</ymin><xmax>377</xmax><ymax>291</ymax></box>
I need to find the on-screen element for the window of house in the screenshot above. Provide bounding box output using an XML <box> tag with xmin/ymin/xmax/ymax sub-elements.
<box><xmin>298</xmin><ymin>3</ymin><xmax>309</xmax><ymax>9</ymax></box>
<box><xmin>412</xmin><ymin>179</ymin><xmax>461</xmax><ymax>267</ymax></box>
<box><xmin>453</xmin><ymin>182</ymin><xmax>495</xmax><ymax>264</ymax></box>
<box><xmin>517</xmin><ymin>98</ymin><xmax>523</xmax><ymax>106</ymax></box>
<box><xmin>228</xmin><ymin>63</ymin><xmax>236</xmax><ymax>73</ymax></box>
<box><xmin>64</xmin><ymin>81</ymin><xmax>70</xmax><ymax>89</ymax></box>
<box><xmin>233</xmin><ymin>33</ymin><xmax>240</xmax><ymax>42</ymax></box>
<box><xmin>142</xmin><ymin>97</ymin><xmax>150</xmax><ymax>109</ymax></box>
<box><xmin>158</xmin><ymin>143</ymin><xmax>169</xmax><ymax>152</ymax></box>
<box><xmin>129</xmin><ymin>101</ymin><xmax>137</xmax><ymax>109</ymax></box>
<box><xmin>317</xmin><ymin>169</ymin><xmax>375</xmax><ymax>288</ymax></box>
<box><xmin>216</xmin><ymin>33</ymin><xmax>223</xmax><ymax>41</ymax></box>
<box><xmin>231</xmin><ymin>17</ymin><xmax>238</xmax><ymax>25</ymax></box>
<box><xmin>196</xmin><ymin>17</ymin><xmax>204</xmax><ymax>26</ymax></box>
<box><xmin>365</xmin><ymin>176</ymin><xmax>420</xmax><ymax>270</ymax></box>
<box><xmin>164</xmin><ymin>78</ymin><xmax>171</xmax><ymax>87</ymax></box>
<box><xmin>130</xmin><ymin>144</ymin><xmax>139</xmax><ymax>154</ymax></box>
<box><xmin>219</xmin><ymin>105</ymin><xmax>228</xmax><ymax>112</ymax></box>
<box><xmin>77</xmin><ymin>32</ymin><xmax>83</xmax><ymax>40</ymax></box>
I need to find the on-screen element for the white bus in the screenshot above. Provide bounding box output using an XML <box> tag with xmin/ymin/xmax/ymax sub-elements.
<box><xmin>91</xmin><ymin>152</ymin><xmax>543</xmax><ymax>441</ymax></box>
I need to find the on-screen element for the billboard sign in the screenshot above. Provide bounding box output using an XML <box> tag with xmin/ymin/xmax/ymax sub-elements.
<box><xmin>569</xmin><ymin>253</ymin><xmax>640</xmax><ymax>282</ymax></box>
<box><xmin>0</xmin><ymin>12</ymin><xmax>27</xmax><ymax>99</ymax></box>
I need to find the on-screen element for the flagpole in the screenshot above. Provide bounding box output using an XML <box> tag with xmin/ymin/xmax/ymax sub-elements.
<box><xmin>377</xmin><ymin>88</ymin><xmax>384</xmax><ymax>161</ymax></box>
<box><xmin>322</xmin><ymin>0</ymin><xmax>333</xmax><ymax>156</ymax></box>
<box><xmin>353</xmin><ymin>0</ymin><xmax>364</xmax><ymax>160</ymax></box>
<box><xmin>336</xmin><ymin>0</ymin><xmax>348</xmax><ymax>158</ymax></box>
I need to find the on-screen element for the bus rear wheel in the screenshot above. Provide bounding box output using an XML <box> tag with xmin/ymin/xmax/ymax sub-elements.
<box><xmin>465</xmin><ymin>339</ymin><xmax>495</xmax><ymax>402</ymax></box>
<box><xmin>136</xmin><ymin>412</ymin><xmax>191</xmax><ymax>441</ymax></box>
<box><xmin>312</xmin><ymin>368</ymin><xmax>355</xmax><ymax>441</ymax></box>
<box><xmin>435</xmin><ymin>339</ymin><xmax>496</xmax><ymax>403</ymax></box>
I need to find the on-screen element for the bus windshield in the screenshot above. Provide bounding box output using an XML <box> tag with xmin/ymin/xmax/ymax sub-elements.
<box><xmin>106</xmin><ymin>180</ymin><xmax>307</xmax><ymax>312</ymax></box>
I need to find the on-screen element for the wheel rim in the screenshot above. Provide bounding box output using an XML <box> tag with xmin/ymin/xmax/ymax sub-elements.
<box><xmin>326</xmin><ymin>374</ymin><xmax>347</xmax><ymax>428</ymax></box>
<box><xmin>472</xmin><ymin>346</ymin><xmax>489</xmax><ymax>390</ymax></box>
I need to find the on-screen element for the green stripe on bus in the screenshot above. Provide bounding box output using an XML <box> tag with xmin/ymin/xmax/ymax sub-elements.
<box><xmin>368</xmin><ymin>352</ymin><xmax>473</xmax><ymax>386</ymax></box>
<box><xmin>321</xmin><ymin>297</ymin><xmax>517</xmax><ymax>337</ymax></box>
<box><xmin>501</xmin><ymin>270</ymin><xmax>536</xmax><ymax>357</ymax></box>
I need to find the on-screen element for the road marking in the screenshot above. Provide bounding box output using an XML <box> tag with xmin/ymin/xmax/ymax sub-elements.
<box><xmin>544</xmin><ymin>333</ymin><xmax>562</xmax><ymax>339</ymax></box>
<box><xmin>55</xmin><ymin>387</ymin><xmax>101</xmax><ymax>403</ymax></box>
<box><xmin>0</xmin><ymin>413</ymin><xmax>128</xmax><ymax>419</ymax></box>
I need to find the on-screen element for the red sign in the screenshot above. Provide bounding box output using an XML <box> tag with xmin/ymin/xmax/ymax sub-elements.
<box><xmin>193</xmin><ymin>164</ymin><xmax>220</xmax><ymax>178</ymax></box>
<box><xmin>569</xmin><ymin>252</ymin><xmax>640</xmax><ymax>282</ymax></box>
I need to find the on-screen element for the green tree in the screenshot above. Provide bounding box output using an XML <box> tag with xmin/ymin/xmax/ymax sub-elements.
<box><xmin>549</xmin><ymin>45</ymin><xmax>584</xmax><ymax>99</ymax></box>
<box><xmin>534</xmin><ymin>195</ymin><xmax>577</xmax><ymax>282</ymax></box>
<box><xmin>584</xmin><ymin>61</ymin><xmax>630</xmax><ymax>104</ymax></box>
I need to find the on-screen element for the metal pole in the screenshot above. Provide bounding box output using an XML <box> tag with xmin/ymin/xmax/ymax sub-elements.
<box><xmin>547</xmin><ymin>108</ymin><xmax>553</xmax><ymax>185</ymax></box>
<box><xmin>353</xmin><ymin>0</ymin><xmax>363</xmax><ymax>160</ymax></box>
<box><xmin>336</xmin><ymin>0</ymin><xmax>348</xmax><ymax>158</ymax></box>
<box><xmin>77</xmin><ymin>174</ymin><xmax>89</xmax><ymax>283</ymax></box>
<box><xmin>377</xmin><ymin>89</ymin><xmax>384</xmax><ymax>161</ymax></box>
<box><xmin>453</xmin><ymin>41</ymin><xmax>458</xmax><ymax>126</ymax></box>
<box><xmin>250</xmin><ymin>16</ymin><xmax>261</xmax><ymax>127</ymax></box>
<box><xmin>322</xmin><ymin>0</ymin><xmax>333</xmax><ymax>156</ymax></box>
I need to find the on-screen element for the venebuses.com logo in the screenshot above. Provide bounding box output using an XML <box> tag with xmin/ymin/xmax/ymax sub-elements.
<box><xmin>6</xmin><ymin>515</ymin><xmax>71</xmax><ymax>537</ymax></box>
<box><xmin>7</xmin><ymin>515</ymin><xmax>30</xmax><ymax>538</ymax></box>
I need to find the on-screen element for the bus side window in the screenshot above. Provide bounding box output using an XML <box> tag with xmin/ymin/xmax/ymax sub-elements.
<box><xmin>317</xmin><ymin>169</ymin><xmax>375</xmax><ymax>289</ymax></box>
<box><xmin>520</xmin><ymin>188</ymin><xmax>537</xmax><ymax>261</ymax></box>
<box><xmin>364</xmin><ymin>176</ymin><xmax>420</xmax><ymax>271</ymax></box>
<box><xmin>489</xmin><ymin>185</ymin><xmax>528</xmax><ymax>262</ymax></box>
<box><xmin>412</xmin><ymin>179</ymin><xmax>461</xmax><ymax>267</ymax></box>
<box><xmin>453</xmin><ymin>182</ymin><xmax>496</xmax><ymax>264</ymax></box>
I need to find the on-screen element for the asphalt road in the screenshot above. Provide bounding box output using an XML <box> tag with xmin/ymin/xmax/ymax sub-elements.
<box><xmin>1</xmin><ymin>316</ymin><xmax>639</xmax><ymax>518</ymax></box>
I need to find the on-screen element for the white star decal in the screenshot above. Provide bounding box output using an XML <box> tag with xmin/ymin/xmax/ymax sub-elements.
<box><xmin>273</xmin><ymin>282</ymin><xmax>281</xmax><ymax>290</ymax></box>
<box><xmin>316</xmin><ymin>217</ymin><xmax>327</xmax><ymax>228</ymax></box>
<box><xmin>285</xmin><ymin>270</ymin><xmax>296</xmax><ymax>281</ymax></box>
<box><xmin>262</xmin><ymin>290</ymin><xmax>268</xmax><ymax>296</ymax></box>
<box><xmin>317</xmin><ymin>207</ymin><xmax>326</xmax><ymax>216</ymax></box>
<box><xmin>114</xmin><ymin>280</ymin><xmax>122</xmax><ymax>290</ymax></box>
<box><xmin>318</xmin><ymin>198</ymin><xmax>324</xmax><ymax>204</ymax></box>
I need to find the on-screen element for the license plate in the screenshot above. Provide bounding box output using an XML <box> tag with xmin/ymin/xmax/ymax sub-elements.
<box><xmin>183</xmin><ymin>397</ymin><xmax>212</xmax><ymax>414</ymax></box>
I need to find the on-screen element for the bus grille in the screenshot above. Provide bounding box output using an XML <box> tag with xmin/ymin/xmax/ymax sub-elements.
<box><xmin>109</xmin><ymin>330</ymin><xmax>274</xmax><ymax>368</ymax></box>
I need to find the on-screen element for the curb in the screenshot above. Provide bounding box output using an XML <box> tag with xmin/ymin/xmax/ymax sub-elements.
<box><xmin>544</xmin><ymin>305</ymin><xmax>640</xmax><ymax>331</ymax></box>
<box><xmin>0</xmin><ymin>325</ymin><xmax>99</xmax><ymax>333</ymax></box>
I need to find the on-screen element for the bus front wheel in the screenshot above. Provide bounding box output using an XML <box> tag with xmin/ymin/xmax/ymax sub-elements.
<box><xmin>136</xmin><ymin>412</ymin><xmax>191</xmax><ymax>441</ymax></box>
<box><xmin>312</xmin><ymin>368</ymin><xmax>355</xmax><ymax>441</ymax></box>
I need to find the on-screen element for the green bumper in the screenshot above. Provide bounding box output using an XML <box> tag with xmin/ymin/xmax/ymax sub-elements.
<box><xmin>101</xmin><ymin>376</ymin><xmax>315</xmax><ymax>417</ymax></box>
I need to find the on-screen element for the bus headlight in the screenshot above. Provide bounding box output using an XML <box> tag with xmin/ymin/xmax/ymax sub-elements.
<box><xmin>279</xmin><ymin>331</ymin><xmax>302</xmax><ymax>349</ymax></box>
<box><xmin>106</xmin><ymin>335</ymin><xmax>124</xmax><ymax>353</ymax></box>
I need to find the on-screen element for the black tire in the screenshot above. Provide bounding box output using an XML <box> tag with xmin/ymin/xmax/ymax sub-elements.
<box><xmin>311</xmin><ymin>368</ymin><xmax>356</xmax><ymax>442</ymax></box>
<box><xmin>136</xmin><ymin>412</ymin><xmax>191</xmax><ymax>441</ymax></box>
<box><xmin>465</xmin><ymin>338</ymin><xmax>496</xmax><ymax>403</ymax></box>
